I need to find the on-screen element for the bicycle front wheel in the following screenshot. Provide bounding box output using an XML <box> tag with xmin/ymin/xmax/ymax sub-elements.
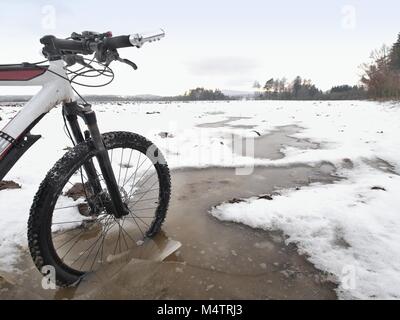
<box><xmin>28</xmin><ymin>131</ymin><xmax>171</xmax><ymax>286</ymax></box>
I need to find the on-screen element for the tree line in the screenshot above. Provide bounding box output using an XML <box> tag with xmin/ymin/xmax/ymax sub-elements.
<box><xmin>165</xmin><ymin>87</ymin><xmax>229</xmax><ymax>101</ymax></box>
<box><xmin>253</xmin><ymin>77</ymin><xmax>366</xmax><ymax>100</ymax></box>
<box><xmin>254</xmin><ymin>32</ymin><xmax>400</xmax><ymax>101</ymax></box>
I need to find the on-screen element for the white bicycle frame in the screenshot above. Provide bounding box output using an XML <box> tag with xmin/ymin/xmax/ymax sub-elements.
<box><xmin>0</xmin><ymin>59</ymin><xmax>79</xmax><ymax>182</ymax></box>
<box><xmin>0</xmin><ymin>60</ymin><xmax>74</xmax><ymax>150</ymax></box>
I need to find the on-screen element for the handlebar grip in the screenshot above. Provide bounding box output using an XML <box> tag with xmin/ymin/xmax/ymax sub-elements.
<box><xmin>103</xmin><ymin>35</ymin><xmax>133</xmax><ymax>50</ymax></box>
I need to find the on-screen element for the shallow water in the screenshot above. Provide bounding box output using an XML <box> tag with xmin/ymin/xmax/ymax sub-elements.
<box><xmin>0</xmin><ymin>125</ymin><xmax>339</xmax><ymax>299</ymax></box>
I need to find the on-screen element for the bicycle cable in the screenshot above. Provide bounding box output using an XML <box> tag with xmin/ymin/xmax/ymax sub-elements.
<box><xmin>26</xmin><ymin>56</ymin><xmax>115</xmax><ymax>106</ymax></box>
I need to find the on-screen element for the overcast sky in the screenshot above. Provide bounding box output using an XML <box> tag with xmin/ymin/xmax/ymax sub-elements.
<box><xmin>0</xmin><ymin>0</ymin><xmax>399</xmax><ymax>96</ymax></box>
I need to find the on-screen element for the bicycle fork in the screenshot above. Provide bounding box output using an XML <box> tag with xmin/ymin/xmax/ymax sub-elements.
<box><xmin>63</xmin><ymin>102</ymin><xmax>129</xmax><ymax>218</ymax></box>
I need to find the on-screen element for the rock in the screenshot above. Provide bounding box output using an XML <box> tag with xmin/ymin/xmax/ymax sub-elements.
<box><xmin>371</xmin><ymin>186</ymin><xmax>386</xmax><ymax>191</ymax></box>
<box><xmin>258</xmin><ymin>194</ymin><xmax>273</xmax><ymax>200</ymax></box>
<box><xmin>0</xmin><ymin>180</ymin><xmax>21</xmax><ymax>191</ymax></box>
<box><xmin>65</xmin><ymin>182</ymin><xmax>89</xmax><ymax>200</ymax></box>
<box><xmin>342</xmin><ymin>158</ymin><xmax>354</xmax><ymax>169</ymax></box>
<box><xmin>158</xmin><ymin>132</ymin><xmax>174</xmax><ymax>138</ymax></box>
<box><xmin>227</xmin><ymin>198</ymin><xmax>245</xmax><ymax>204</ymax></box>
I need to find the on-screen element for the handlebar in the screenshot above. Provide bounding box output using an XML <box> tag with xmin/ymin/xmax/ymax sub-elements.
<box><xmin>40</xmin><ymin>29</ymin><xmax>165</xmax><ymax>59</ymax></box>
<box><xmin>40</xmin><ymin>36</ymin><xmax>89</xmax><ymax>56</ymax></box>
<box><xmin>103</xmin><ymin>35</ymin><xmax>132</xmax><ymax>50</ymax></box>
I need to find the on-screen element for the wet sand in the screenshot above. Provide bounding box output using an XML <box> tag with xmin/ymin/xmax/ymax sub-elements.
<box><xmin>0</xmin><ymin>125</ymin><xmax>339</xmax><ymax>299</ymax></box>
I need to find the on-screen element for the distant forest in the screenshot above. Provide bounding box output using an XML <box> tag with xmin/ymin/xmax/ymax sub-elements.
<box><xmin>165</xmin><ymin>88</ymin><xmax>229</xmax><ymax>101</ymax></box>
<box><xmin>252</xmin><ymin>78</ymin><xmax>366</xmax><ymax>100</ymax></box>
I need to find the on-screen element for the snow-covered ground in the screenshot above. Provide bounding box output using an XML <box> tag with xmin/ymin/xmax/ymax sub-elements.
<box><xmin>1</xmin><ymin>100</ymin><xmax>400</xmax><ymax>299</ymax></box>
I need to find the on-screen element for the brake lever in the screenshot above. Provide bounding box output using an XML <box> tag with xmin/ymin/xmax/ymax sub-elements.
<box><xmin>117</xmin><ymin>57</ymin><xmax>138</xmax><ymax>70</ymax></box>
<box><xmin>101</xmin><ymin>49</ymin><xmax>137</xmax><ymax>70</ymax></box>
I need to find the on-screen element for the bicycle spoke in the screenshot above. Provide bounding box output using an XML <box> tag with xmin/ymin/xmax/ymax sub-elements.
<box><xmin>52</xmin><ymin>214</ymin><xmax>108</xmax><ymax>240</ymax></box>
<box><xmin>127</xmin><ymin>162</ymin><xmax>154</xmax><ymax>196</ymax></box>
<box><xmin>60</xmin><ymin>215</ymin><xmax>111</xmax><ymax>261</ymax></box>
<box><xmin>52</xmin><ymin>220</ymin><xmax>90</xmax><ymax>225</ymax></box>
<box><xmin>127</xmin><ymin>211</ymin><xmax>151</xmax><ymax>228</ymax></box>
<box><xmin>56</xmin><ymin>227</ymin><xmax>87</xmax><ymax>251</ymax></box>
<box><xmin>128</xmin><ymin>179</ymin><xmax>159</xmax><ymax>205</ymax></box>
<box><xmin>126</xmin><ymin>212</ymin><xmax>145</xmax><ymax>238</ymax></box>
<box><xmin>132</xmin><ymin>206</ymin><xmax>157</xmax><ymax>211</ymax></box>
<box><xmin>115</xmin><ymin>217</ymin><xmax>139</xmax><ymax>244</ymax></box>
<box><xmin>117</xmin><ymin>148</ymin><xmax>124</xmax><ymax>185</ymax></box>
<box><xmin>113</xmin><ymin>221</ymin><xmax>123</xmax><ymax>255</ymax></box>
<box><xmin>90</xmin><ymin>216</ymin><xmax>116</xmax><ymax>271</ymax></box>
<box><xmin>124</xmin><ymin>216</ymin><xmax>155</xmax><ymax>219</ymax></box>
<box><xmin>56</xmin><ymin>215</ymin><xmax>109</xmax><ymax>252</ymax></box>
<box><xmin>75</xmin><ymin>216</ymin><xmax>116</xmax><ymax>270</ymax></box>
<box><xmin>54</xmin><ymin>204</ymin><xmax>83</xmax><ymax>211</ymax></box>
<box><xmin>130</xmin><ymin>196</ymin><xmax>158</xmax><ymax>203</ymax></box>
<box><xmin>131</xmin><ymin>172</ymin><xmax>158</xmax><ymax>198</ymax></box>
<box><xmin>131</xmin><ymin>187</ymin><xmax>159</xmax><ymax>196</ymax></box>
<box><xmin>122</xmin><ymin>152</ymin><xmax>143</xmax><ymax>188</ymax></box>
<box><xmin>119</xmin><ymin>219</ymin><xmax>130</xmax><ymax>251</ymax></box>
<box><xmin>122</xmin><ymin>149</ymin><xmax>133</xmax><ymax>186</ymax></box>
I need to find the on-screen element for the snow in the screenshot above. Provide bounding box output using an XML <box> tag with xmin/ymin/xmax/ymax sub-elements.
<box><xmin>211</xmin><ymin>166</ymin><xmax>400</xmax><ymax>299</ymax></box>
<box><xmin>1</xmin><ymin>99</ymin><xmax>400</xmax><ymax>299</ymax></box>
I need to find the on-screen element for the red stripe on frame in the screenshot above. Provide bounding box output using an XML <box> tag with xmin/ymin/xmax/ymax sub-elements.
<box><xmin>0</xmin><ymin>68</ymin><xmax>46</xmax><ymax>81</ymax></box>
<box><xmin>0</xmin><ymin>143</ymin><xmax>12</xmax><ymax>161</ymax></box>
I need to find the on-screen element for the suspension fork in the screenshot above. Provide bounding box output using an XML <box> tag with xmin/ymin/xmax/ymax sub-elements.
<box><xmin>63</xmin><ymin>102</ymin><xmax>129</xmax><ymax>218</ymax></box>
<box><xmin>63</xmin><ymin>105</ymin><xmax>102</xmax><ymax>197</ymax></box>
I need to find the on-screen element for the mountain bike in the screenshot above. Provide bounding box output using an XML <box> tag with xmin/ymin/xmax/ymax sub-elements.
<box><xmin>0</xmin><ymin>30</ymin><xmax>171</xmax><ymax>286</ymax></box>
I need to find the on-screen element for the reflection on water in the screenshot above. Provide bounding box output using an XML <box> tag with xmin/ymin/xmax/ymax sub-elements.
<box><xmin>53</xmin><ymin>230</ymin><xmax>182</xmax><ymax>299</ymax></box>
